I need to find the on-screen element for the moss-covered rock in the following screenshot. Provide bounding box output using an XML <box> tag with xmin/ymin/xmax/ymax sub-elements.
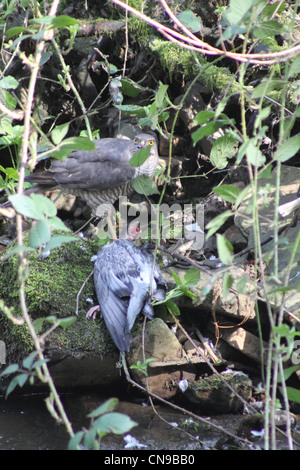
<box><xmin>0</xmin><ymin>235</ymin><xmax>118</xmax><ymax>369</ymax></box>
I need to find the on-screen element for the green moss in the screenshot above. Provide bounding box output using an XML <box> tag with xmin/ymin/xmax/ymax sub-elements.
<box><xmin>149</xmin><ymin>38</ymin><xmax>238</xmax><ymax>93</ymax></box>
<box><xmin>0</xmin><ymin>234</ymin><xmax>113</xmax><ymax>362</ymax></box>
<box><xmin>150</xmin><ymin>39</ymin><xmax>199</xmax><ymax>80</ymax></box>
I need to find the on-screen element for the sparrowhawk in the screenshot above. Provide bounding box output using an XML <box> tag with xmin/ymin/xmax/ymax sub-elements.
<box><xmin>24</xmin><ymin>133</ymin><xmax>159</xmax><ymax>215</ymax></box>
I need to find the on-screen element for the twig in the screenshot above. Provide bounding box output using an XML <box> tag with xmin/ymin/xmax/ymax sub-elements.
<box><xmin>76</xmin><ymin>269</ymin><xmax>94</xmax><ymax>316</ymax></box>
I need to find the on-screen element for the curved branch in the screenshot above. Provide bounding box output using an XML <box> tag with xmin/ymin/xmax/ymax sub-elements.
<box><xmin>110</xmin><ymin>0</ymin><xmax>300</xmax><ymax>65</ymax></box>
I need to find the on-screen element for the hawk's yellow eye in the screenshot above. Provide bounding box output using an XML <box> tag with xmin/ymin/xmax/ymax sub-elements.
<box><xmin>148</xmin><ymin>140</ymin><xmax>154</xmax><ymax>146</ymax></box>
<box><xmin>134</xmin><ymin>139</ymin><xmax>138</xmax><ymax>144</ymax></box>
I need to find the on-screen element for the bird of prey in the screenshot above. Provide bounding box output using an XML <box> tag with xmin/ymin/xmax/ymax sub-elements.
<box><xmin>24</xmin><ymin>133</ymin><xmax>159</xmax><ymax>215</ymax></box>
<box><xmin>89</xmin><ymin>234</ymin><xmax>166</xmax><ymax>353</ymax></box>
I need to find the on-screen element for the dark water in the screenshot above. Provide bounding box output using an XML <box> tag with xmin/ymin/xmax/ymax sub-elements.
<box><xmin>0</xmin><ymin>389</ymin><xmax>240</xmax><ymax>450</ymax></box>
<box><xmin>0</xmin><ymin>390</ymin><xmax>299</xmax><ymax>450</ymax></box>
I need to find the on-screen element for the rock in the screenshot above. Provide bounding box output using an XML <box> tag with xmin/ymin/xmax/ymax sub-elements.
<box><xmin>235</xmin><ymin>165</ymin><xmax>300</xmax><ymax>322</ymax></box>
<box><xmin>0</xmin><ymin>234</ymin><xmax>122</xmax><ymax>389</ymax></box>
<box><xmin>182</xmin><ymin>370</ymin><xmax>252</xmax><ymax>414</ymax></box>
<box><xmin>163</xmin><ymin>264</ymin><xmax>257</xmax><ymax>320</ymax></box>
<box><xmin>127</xmin><ymin>318</ymin><xmax>197</xmax><ymax>399</ymax></box>
<box><xmin>218</xmin><ymin>327</ymin><xmax>268</xmax><ymax>363</ymax></box>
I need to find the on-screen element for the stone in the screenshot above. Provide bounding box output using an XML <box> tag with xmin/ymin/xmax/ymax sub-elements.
<box><xmin>127</xmin><ymin>318</ymin><xmax>197</xmax><ymax>398</ymax></box>
<box><xmin>219</xmin><ymin>327</ymin><xmax>268</xmax><ymax>363</ymax></box>
<box><xmin>182</xmin><ymin>370</ymin><xmax>252</xmax><ymax>414</ymax></box>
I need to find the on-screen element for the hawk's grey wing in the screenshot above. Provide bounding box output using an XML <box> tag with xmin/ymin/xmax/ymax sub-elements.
<box><xmin>26</xmin><ymin>138</ymin><xmax>138</xmax><ymax>191</ymax></box>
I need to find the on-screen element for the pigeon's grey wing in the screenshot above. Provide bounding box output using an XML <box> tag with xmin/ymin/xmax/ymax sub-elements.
<box><xmin>94</xmin><ymin>265</ymin><xmax>132</xmax><ymax>352</ymax></box>
<box><xmin>126</xmin><ymin>278</ymin><xmax>150</xmax><ymax>332</ymax></box>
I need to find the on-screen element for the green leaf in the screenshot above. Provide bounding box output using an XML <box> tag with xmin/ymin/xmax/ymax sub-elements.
<box><xmin>253</xmin><ymin>20</ymin><xmax>282</xmax><ymax>39</ymax></box>
<box><xmin>121</xmin><ymin>78</ymin><xmax>143</xmax><ymax>98</ymax></box>
<box><xmin>68</xmin><ymin>431</ymin><xmax>85</xmax><ymax>450</ymax></box>
<box><xmin>206</xmin><ymin>210</ymin><xmax>233</xmax><ymax>239</ymax></box>
<box><xmin>213</xmin><ymin>184</ymin><xmax>242</xmax><ymax>203</ymax></box>
<box><xmin>115</xmin><ymin>104</ymin><xmax>146</xmax><ymax>117</ymax></box>
<box><xmin>170</xmin><ymin>269</ymin><xmax>182</xmax><ymax>286</ymax></box>
<box><xmin>280</xmin><ymin>365</ymin><xmax>300</xmax><ymax>382</ymax></box>
<box><xmin>285</xmin><ymin>387</ymin><xmax>300</xmax><ymax>404</ymax></box>
<box><xmin>245</xmin><ymin>140</ymin><xmax>266</xmax><ymax>166</ymax></box>
<box><xmin>29</xmin><ymin>220</ymin><xmax>52</xmax><ymax>248</ymax></box>
<box><xmin>43</xmin><ymin>235</ymin><xmax>79</xmax><ymax>252</ymax></box>
<box><xmin>254</xmin><ymin>106</ymin><xmax>271</xmax><ymax>130</ymax></box>
<box><xmin>131</xmin><ymin>176</ymin><xmax>159</xmax><ymax>196</ymax></box>
<box><xmin>129</xmin><ymin>145</ymin><xmax>151</xmax><ymax>167</ymax></box>
<box><xmin>48</xmin><ymin>216</ymin><xmax>70</xmax><ymax>232</ymax></box>
<box><xmin>30</xmin><ymin>194</ymin><xmax>57</xmax><ymax>218</ymax></box>
<box><xmin>155</xmin><ymin>83</ymin><xmax>169</xmax><ymax>108</ymax></box>
<box><xmin>179</xmin><ymin>285</ymin><xmax>198</xmax><ymax>300</ymax></box>
<box><xmin>222</xmin><ymin>272</ymin><xmax>234</xmax><ymax>297</ymax></box>
<box><xmin>93</xmin><ymin>412</ymin><xmax>137</xmax><ymax>435</ymax></box>
<box><xmin>83</xmin><ymin>428</ymin><xmax>99</xmax><ymax>450</ymax></box>
<box><xmin>57</xmin><ymin>316</ymin><xmax>77</xmax><ymax>330</ymax></box>
<box><xmin>177</xmin><ymin>10</ymin><xmax>202</xmax><ymax>33</ymax></box>
<box><xmin>216</xmin><ymin>234</ymin><xmax>234</xmax><ymax>265</ymax></box>
<box><xmin>49</xmin><ymin>15</ymin><xmax>78</xmax><ymax>29</ymax></box>
<box><xmin>9</xmin><ymin>194</ymin><xmax>45</xmax><ymax>220</ymax></box>
<box><xmin>223</xmin><ymin>0</ymin><xmax>253</xmax><ymax>26</ymax></box>
<box><xmin>192</xmin><ymin>122</ymin><xmax>218</xmax><ymax>144</ymax></box>
<box><xmin>88</xmin><ymin>398</ymin><xmax>119</xmax><ymax>418</ymax></box>
<box><xmin>2</xmin><ymin>245</ymin><xmax>35</xmax><ymax>261</ymax></box>
<box><xmin>23</xmin><ymin>351</ymin><xmax>38</xmax><ymax>370</ymax></box>
<box><xmin>0</xmin><ymin>364</ymin><xmax>19</xmax><ymax>376</ymax></box>
<box><xmin>51</xmin><ymin>122</ymin><xmax>70</xmax><ymax>145</ymax></box>
<box><xmin>252</xmin><ymin>79</ymin><xmax>286</xmax><ymax>99</ymax></box>
<box><xmin>193</xmin><ymin>110</ymin><xmax>216</xmax><ymax>125</ymax></box>
<box><xmin>6</xmin><ymin>26</ymin><xmax>28</xmax><ymax>39</ymax></box>
<box><xmin>182</xmin><ymin>268</ymin><xmax>200</xmax><ymax>287</ymax></box>
<box><xmin>0</xmin><ymin>76</ymin><xmax>19</xmax><ymax>90</ymax></box>
<box><xmin>288</xmin><ymin>55</ymin><xmax>300</xmax><ymax>78</ymax></box>
<box><xmin>210</xmin><ymin>135</ymin><xmax>238</xmax><ymax>169</ymax></box>
<box><xmin>274</xmin><ymin>136</ymin><xmax>300</xmax><ymax>162</ymax></box>
<box><xmin>165</xmin><ymin>299</ymin><xmax>181</xmax><ymax>316</ymax></box>
<box><xmin>50</xmin><ymin>137</ymin><xmax>94</xmax><ymax>160</ymax></box>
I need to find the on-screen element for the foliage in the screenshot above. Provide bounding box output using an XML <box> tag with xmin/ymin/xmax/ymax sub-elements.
<box><xmin>0</xmin><ymin>0</ymin><xmax>299</xmax><ymax>451</ymax></box>
<box><xmin>68</xmin><ymin>398</ymin><xmax>137</xmax><ymax>450</ymax></box>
